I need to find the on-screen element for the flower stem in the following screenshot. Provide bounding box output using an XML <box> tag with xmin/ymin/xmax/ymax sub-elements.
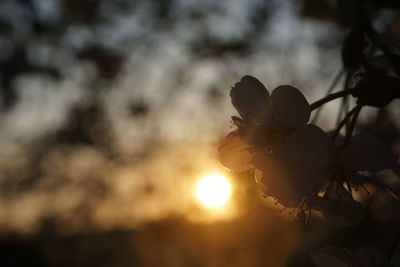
<box><xmin>335</xmin><ymin>94</ymin><xmax>349</xmax><ymax>127</ymax></box>
<box><xmin>310</xmin><ymin>88</ymin><xmax>354</xmax><ymax>111</ymax></box>
<box><xmin>330</xmin><ymin>105</ymin><xmax>360</xmax><ymax>140</ymax></box>
<box><xmin>343</xmin><ymin>105</ymin><xmax>362</xmax><ymax>147</ymax></box>
<box><xmin>311</xmin><ymin>69</ymin><xmax>344</xmax><ymax>123</ymax></box>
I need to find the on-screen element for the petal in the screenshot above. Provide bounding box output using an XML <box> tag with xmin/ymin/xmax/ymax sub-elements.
<box><xmin>351</xmin><ymin>173</ymin><xmax>398</xmax><ymax>198</ymax></box>
<box><xmin>341</xmin><ymin>134</ymin><xmax>399</xmax><ymax>174</ymax></box>
<box><xmin>254</xmin><ymin>152</ymin><xmax>301</xmax><ymax>206</ymax></box>
<box><xmin>254</xmin><ymin>169</ymin><xmax>269</xmax><ymax>194</ymax></box>
<box><xmin>230</xmin><ymin>75</ymin><xmax>270</xmax><ymax>124</ymax></box>
<box><xmin>310</xmin><ymin>192</ymin><xmax>365</xmax><ymax>228</ymax></box>
<box><xmin>270</xmin><ymin>85</ymin><xmax>310</xmax><ymax>127</ymax></box>
<box><xmin>283</xmin><ymin>124</ymin><xmax>334</xmax><ymax>172</ymax></box>
<box><xmin>255</xmin><ymin>169</ymin><xmax>303</xmax><ymax>207</ymax></box>
<box><xmin>237</xmin><ymin>125</ymin><xmax>271</xmax><ymax>148</ymax></box>
<box><xmin>254</xmin><ymin>150</ymin><xmax>323</xmax><ymax>206</ymax></box>
<box><xmin>231</xmin><ymin>116</ymin><xmax>246</xmax><ymax>127</ymax></box>
<box><xmin>231</xmin><ymin>116</ymin><xmax>272</xmax><ymax>147</ymax></box>
<box><xmin>218</xmin><ymin>130</ymin><xmax>254</xmax><ymax>172</ymax></box>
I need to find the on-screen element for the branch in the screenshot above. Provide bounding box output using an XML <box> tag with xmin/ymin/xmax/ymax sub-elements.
<box><xmin>311</xmin><ymin>69</ymin><xmax>344</xmax><ymax>123</ymax></box>
<box><xmin>310</xmin><ymin>89</ymin><xmax>354</xmax><ymax>111</ymax></box>
<box><xmin>330</xmin><ymin>105</ymin><xmax>361</xmax><ymax>140</ymax></box>
<box><xmin>343</xmin><ymin>105</ymin><xmax>362</xmax><ymax>147</ymax></box>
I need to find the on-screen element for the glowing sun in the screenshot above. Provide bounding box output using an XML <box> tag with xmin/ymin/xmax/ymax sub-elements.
<box><xmin>196</xmin><ymin>174</ymin><xmax>232</xmax><ymax>207</ymax></box>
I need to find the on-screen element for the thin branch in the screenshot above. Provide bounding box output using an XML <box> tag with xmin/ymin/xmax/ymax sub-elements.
<box><xmin>310</xmin><ymin>88</ymin><xmax>354</xmax><ymax>111</ymax></box>
<box><xmin>330</xmin><ymin>105</ymin><xmax>360</xmax><ymax>140</ymax></box>
<box><xmin>343</xmin><ymin>105</ymin><xmax>362</xmax><ymax>147</ymax></box>
<box><xmin>335</xmin><ymin>95</ymin><xmax>348</xmax><ymax>127</ymax></box>
<box><xmin>311</xmin><ymin>69</ymin><xmax>344</xmax><ymax>123</ymax></box>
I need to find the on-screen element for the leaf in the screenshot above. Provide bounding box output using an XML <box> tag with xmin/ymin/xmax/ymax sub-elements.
<box><xmin>270</xmin><ymin>85</ymin><xmax>310</xmax><ymax>128</ymax></box>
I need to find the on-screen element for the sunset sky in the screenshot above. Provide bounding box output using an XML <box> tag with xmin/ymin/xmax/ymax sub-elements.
<box><xmin>0</xmin><ymin>1</ymin><xmax>399</xmax><ymax>266</ymax></box>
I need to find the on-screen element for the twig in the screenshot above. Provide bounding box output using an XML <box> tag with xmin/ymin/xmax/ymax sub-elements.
<box><xmin>330</xmin><ymin>105</ymin><xmax>361</xmax><ymax>140</ymax></box>
<box><xmin>335</xmin><ymin>95</ymin><xmax>348</xmax><ymax>127</ymax></box>
<box><xmin>310</xmin><ymin>88</ymin><xmax>354</xmax><ymax>111</ymax></box>
<box><xmin>343</xmin><ymin>105</ymin><xmax>362</xmax><ymax>147</ymax></box>
<box><xmin>311</xmin><ymin>69</ymin><xmax>344</xmax><ymax>123</ymax></box>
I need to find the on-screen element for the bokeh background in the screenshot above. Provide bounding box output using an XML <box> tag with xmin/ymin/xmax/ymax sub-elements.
<box><xmin>0</xmin><ymin>0</ymin><xmax>399</xmax><ymax>266</ymax></box>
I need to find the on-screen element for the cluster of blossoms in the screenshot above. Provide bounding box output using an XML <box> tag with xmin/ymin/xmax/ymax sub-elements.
<box><xmin>218</xmin><ymin>75</ymin><xmax>400</xmax><ymax>227</ymax></box>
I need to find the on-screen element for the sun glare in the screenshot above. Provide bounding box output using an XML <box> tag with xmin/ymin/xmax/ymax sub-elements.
<box><xmin>196</xmin><ymin>174</ymin><xmax>232</xmax><ymax>207</ymax></box>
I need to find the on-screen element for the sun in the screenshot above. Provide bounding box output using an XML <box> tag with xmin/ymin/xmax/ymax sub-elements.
<box><xmin>196</xmin><ymin>174</ymin><xmax>232</xmax><ymax>207</ymax></box>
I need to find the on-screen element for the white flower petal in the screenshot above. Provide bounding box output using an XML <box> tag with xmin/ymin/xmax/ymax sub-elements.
<box><xmin>256</xmin><ymin>172</ymin><xmax>302</xmax><ymax>207</ymax></box>
<box><xmin>310</xmin><ymin>191</ymin><xmax>365</xmax><ymax>228</ymax></box>
<box><xmin>230</xmin><ymin>75</ymin><xmax>270</xmax><ymax>124</ymax></box>
<box><xmin>270</xmin><ymin>85</ymin><xmax>310</xmax><ymax>127</ymax></box>
<box><xmin>218</xmin><ymin>130</ymin><xmax>254</xmax><ymax>172</ymax></box>
<box><xmin>351</xmin><ymin>173</ymin><xmax>398</xmax><ymax>198</ymax></box>
<box><xmin>253</xmin><ymin>152</ymin><xmax>301</xmax><ymax>205</ymax></box>
<box><xmin>284</xmin><ymin>124</ymin><xmax>334</xmax><ymax>172</ymax></box>
<box><xmin>237</xmin><ymin>125</ymin><xmax>271</xmax><ymax>148</ymax></box>
<box><xmin>254</xmin><ymin>150</ymin><xmax>323</xmax><ymax>206</ymax></box>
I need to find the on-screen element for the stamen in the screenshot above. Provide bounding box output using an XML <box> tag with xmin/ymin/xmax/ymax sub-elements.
<box><xmin>279</xmin><ymin>207</ymin><xmax>287</xmax><ymax>213</ymax></box>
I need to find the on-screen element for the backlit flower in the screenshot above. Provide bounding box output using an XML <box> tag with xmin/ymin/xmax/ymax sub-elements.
<box><xmin>229</xmin><ymin>75</ymin><xmax>310</xmax><ymax>147</ymax></box>
<box><xmin>218</xmin><ymin>75</ymin><xmax>399</xmax><ymax>227</ymax></box>
<box><xmin>253</xmin><ymin>124</ymin><xmax>334</xmax><ymax>207</ymax></box>
<box><xmin>219</xmin><ymin>75</ymin><xmax>312</xmax><ymax>171</ymax></box>
<box><xmin>219</xmin><ymin>76</ymin><xmax>333</xmax><ymax>207</ymax></box>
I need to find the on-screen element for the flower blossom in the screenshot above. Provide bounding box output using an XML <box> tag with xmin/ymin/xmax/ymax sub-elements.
<box><xmin>218</xmin><ymin>75</ymin><xmax>400</xmax><ymax>227</ymax></box>
<box><xmin>219</xmin><ymin>75</ymin><xmax>334</xmax><ymax>207</ymax></box>
<box><xmin>219</xmin><ymin>75</ymin><xmax>313</xmax><ymax>170</ymax></box>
